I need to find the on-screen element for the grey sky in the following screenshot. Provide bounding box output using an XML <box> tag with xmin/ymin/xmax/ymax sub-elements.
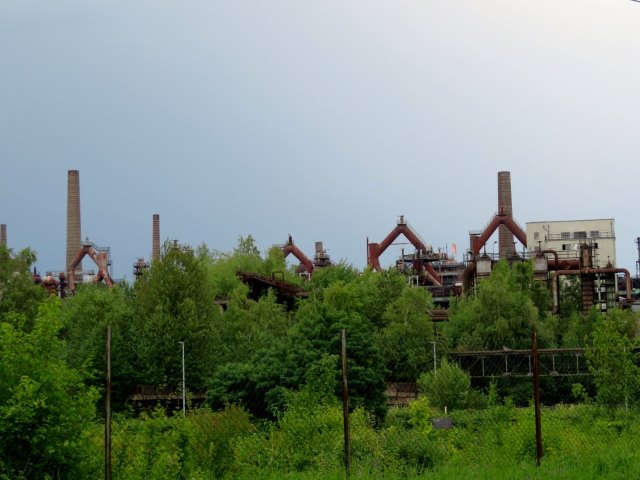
<box><xmin>2</xmin><ymin>1</ymin><xmax>639</xmax><ymax>280</ymax></box>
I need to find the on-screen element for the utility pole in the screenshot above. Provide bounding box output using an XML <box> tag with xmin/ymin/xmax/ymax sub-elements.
<box><xmin>430</xmin><ymin>341</ymin><xmax>437</xmax><ymax>372</ymax></box>
<box><xmin>105</xmin><ymin>326</ymin><xmax>112</xmax><ymax>480</ymax></box>
<box><xmin>179</xmin><ymin>341</ymin><xmax>186</xmax><ymax>415</ymax></box>
<box><xmin>532</xmin><ymin>330</ymin><xmax>543</xmax><ymax>466</ymax></box>
<box><xmin>340</xmin><ymin>329</ymin><xmax>351</xmax><ymax>476</ymax></box>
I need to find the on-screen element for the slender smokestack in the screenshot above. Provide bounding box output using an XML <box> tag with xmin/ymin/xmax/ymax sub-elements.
<box><xmin>66</xmin><ymin>170</ymin><xmax>82</xmax><ymax>277</ymax></box>
<box><xmin>497</xmin><ymin>171</ymin><xmax>514</xmax><ymax>260</ymax></box>
<box><xmin>152</xmin><ymin>214</ymin><xmax>160</xmax><ymax>261</ymax></box>
<box><xmin>0</xmin><ymin>224</ymin><xmax>6</xmax><ymax>248</ymax></box>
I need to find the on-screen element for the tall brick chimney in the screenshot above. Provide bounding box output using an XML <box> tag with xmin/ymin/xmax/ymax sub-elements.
<box><xmin>0</xmin><ymin>224</ymin><xmax>6</xmax><ymax>248</ymax></box>
<box><xmin>497</xmin><ymin>171</ymin><xmax>514</xmax><ymax>259</ymax></box>
<box><xmin>152</xmin><ymin>214</ymin><xmax>160</xmax><ymax>261</ymax></box>
<box><xmin>66</xmin><ymin>170</ymin><xmax>82</xmax><ymax>278</ymax></box>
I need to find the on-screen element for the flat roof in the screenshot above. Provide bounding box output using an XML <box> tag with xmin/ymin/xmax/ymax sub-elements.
<box><xmin>526</xmin><ymin>218</ymin><xmax>614</xmax><ymax>225</ymax></box>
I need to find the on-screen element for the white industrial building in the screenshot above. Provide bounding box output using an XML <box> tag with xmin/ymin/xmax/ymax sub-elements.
<box><xmin>526</xmin><ymin>219</ymin><xmax>616</xmax><ymax>268</ymax></box>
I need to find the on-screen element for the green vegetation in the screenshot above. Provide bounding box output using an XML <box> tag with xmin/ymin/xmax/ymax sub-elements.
<box><xmin>72</xmin><ymin>398</ymin><xmax>640</xmax><ymax>479</ymax></box>
<box><xmin>0</xmin><ymin>296</ymin><xmax>99</xmax><ymax>478</ymax></box>
<box><xmin>444</xmin><ymin>261</ymin><xmax>555</xmax><ymax>351</ymax></box>
<box><xmin>417</xmin><ymin>359</ymin><xmax>473</xmax><ymax>411</ymax></box>
<box><xmin>1</xmin><ymin>241</ymin><xmax>640</xmax><ymax>478</ymax></box>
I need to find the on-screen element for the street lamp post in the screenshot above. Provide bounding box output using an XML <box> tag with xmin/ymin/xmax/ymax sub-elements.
<box><xmin>178</xmin><ymin>341</ymin><xmax>185</xmax><ymax>415</ymax></box>
<box><xmin>492</xmin><ymin>241</ymin><xmax>497</xmax><ymax>261</ymax></box>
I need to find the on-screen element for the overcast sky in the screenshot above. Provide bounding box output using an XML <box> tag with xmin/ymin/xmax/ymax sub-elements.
<box><xmin>2</xmin><ymin>0</ymin><xmax>639</xmax><ymax>281</ymax></box>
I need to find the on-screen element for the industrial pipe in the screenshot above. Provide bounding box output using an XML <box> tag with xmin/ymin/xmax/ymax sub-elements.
<box><xmin>461</xmin><ymin>261</ymin><xmax>475</xmax><ymax>294</ymax></box>
<box><xmin>67</xmin><ymin>243</ymin><xmax>114</xmax><ymax>292</ymax></box>
<box><xmin>472</xmin><ymin>214</ymin><xmax>527</xmax><ymax>256</ymax></box>
<box><xmin>552</xmin><ymin>268</ymin><xmax>632</xmax><ymax>314</ymax></box>
<box><xmin>367</xmin><ymin>218</ymin><xmax>442</xmax><ymax>285</ymax></box>
<box><xmin>422</xmin><ymin>264</ymin><xmax>443</xmax><ymax>288</ymax></box>
<box><xmin>541</xmin><ymin>250</ymin><xmax>559</xmax><ymax>269</ymax></box>
<box><xmin>282</xmin><ymin>237</ymin><xmax>315</xmax><ymax>275</ymax></box>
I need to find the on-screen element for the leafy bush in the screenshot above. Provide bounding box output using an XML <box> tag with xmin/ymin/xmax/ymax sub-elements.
<box><xmin>417</xmin><ymin>359</ymin><xmax>471</xmax><ymax>411</ymax></box>
<box><xmin>184</xmin><ymin>405</ymin><xmax>254</xmax><ymax>478</ymax></box>
<box><xmin>586</xmin><ymin>311</ymin><xmax>640</xmax><ymax>411</ymax></box>
<box><xmin>0</xmin><ymin>298</ymin><xmax>99</xmax><ymax>479</ymax></box>
<box><xmin>380</xmin><ymin>426</ymin><xmax>445</xmax><ymax>474</ymax></box>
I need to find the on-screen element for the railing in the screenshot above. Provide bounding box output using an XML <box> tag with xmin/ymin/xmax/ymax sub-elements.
<box><xmin>469</xmin><ymin>212</ymin><xmax>499</xmax><ymax>237</ymax></box>
<box><xmin>545</xmin><ymin>232</ymin><xmax>615</xmax><ymax>241</ymax></box>
<box><xmin>468</xmin><ymin>211</ymin><xmax>525</xmax><ymax>238</ymax></box>
<box><xmin>510</xmin><ymin>216</ymin><xmax>526</xmax><ymax>236</ymax></box>
<box><xmin>403</xmin><ymin>220</ymin><xmax>431</xmax><ymax>252</ymax></box>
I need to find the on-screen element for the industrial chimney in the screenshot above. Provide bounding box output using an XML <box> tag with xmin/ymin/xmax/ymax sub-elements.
<box><xmin>152</xmin><ymin>214</ymin><xmax>160</xmax><ymax>261</ymax></box>
<box><xmin>497</xmin><ymin>171</ymin><xmax>514</xmax><ymax>260</ymax></box>
<box><xmin>66</xmin><ymin>170</ymin><xmax>82</xmax><ymax>279</ymax></box>
<box><xmin>0</xmin><ymin>224</ymin><xmax>6</xmax><ymax>248</ymax></box>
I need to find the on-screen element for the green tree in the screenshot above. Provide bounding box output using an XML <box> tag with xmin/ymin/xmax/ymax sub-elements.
<box><xmin>561</xmin><ymin>310</ymin><xmax>596</xmax><ymax>348</ymax></box>
<box><xmin>307</xmin><ymin>261</ymin><xmax>359</xmax><ymax>291</ymax></box>
<box><xmin>204</xmin><ymin>237</ymin><xmax>301</xmax><ymax>300</ymax></box>
<box><xmin>445</xmin><ymin>261</ymin><xmax>551</xmax><ymax>351</ymax></box>
<box><xmin>417</xmin><ymin>358</ymin><xmax>471</xmax><ymax>411</ymax></box>
<box><xmin>558</xmin><ymin>275</ymin><xmax>582</xmax><ymax>319</ymax></box>
<box><xmin>520</xmin><ymin>264</ymin><xmax>553</xmax><ymax>316</ymax></box>
<box><xmin>133</xmin><ymin>242</ymin><xmax>221</xmax><ymax>393</ymax></box>
<box><xmin>377</xmin><ymin>286</ymin><xmax>436</xmax><ymax>381</ymax></box>
<box><xmin>290</xmin><ymin>282</ymin><xmax>389</xmax><ymax>419</ymax></box>
<box><xmin>217</xmin><ymin>289</ymin><xmax>291</xmax><ymax>365</ymax></box>
<box><xmin>585</xmin><ymin>309</ymin><xmax>639</xmax><ymax>411</ymax></box>
<box><xmin>208</xmin><ymin>271</ymin><xmax>391</xmax><ymax>420</ymax></box>
<box><xmin>0</xmin><ymin>297</ymin><xmax>99</xmax><ymax>478</ymax></box>
<box><xmin>61</xmin><ymin>284</ymin><xmax>138</xmax><ymax>407</ymax></box>
<box><xmin>233</xmin><ymin>234</ymin><xmax>260</xmax><ymax>257</ymax></box>
<box><xmin>0</xmin><ymin>246</ymin><xmax>46</xmax><ymax>330</ymax></box>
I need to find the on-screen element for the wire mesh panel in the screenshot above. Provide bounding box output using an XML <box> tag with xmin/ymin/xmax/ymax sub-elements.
<box><xmin>452</xmin><ymin>349</ymin><xmax>589</xmax><ymax>378</ymax></box>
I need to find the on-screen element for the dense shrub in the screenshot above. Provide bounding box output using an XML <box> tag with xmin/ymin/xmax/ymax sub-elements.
<box><xmin>0</xmin><ymin>298</ymin><xmax>99</xmax><ymax>479</ymax></box>
<box><xmin>417</xmin><ymin>359</ymin><xmax>472</xmax><ymax>411</ymax></box>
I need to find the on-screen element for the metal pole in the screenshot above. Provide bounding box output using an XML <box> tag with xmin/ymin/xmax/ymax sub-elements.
<box><xmin>179</xmin><ymin>341</ymin><xmax>186</xmax><ymax>415</ymax></box>
<box><xmin>105</xmin><ymin>326</ymin><xmax>112</xmax><ymax>480</ymax></box>
<box><xmin>532</xmin><ymin>330</ymin><xmax>543</xmax><ymax>466</ymax></box>
<box><xmin>340</xmin><ymin>329</ymin><xmax>351</xmax><ymax>476</ymax></box>
<box><xmin>431</xmin><ymin>341</ymin><xmax>437</xmax><ymax>372</ymax></box>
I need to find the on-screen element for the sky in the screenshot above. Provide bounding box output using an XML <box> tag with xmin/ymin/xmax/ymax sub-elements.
<box><xmin>1</xmin><ymin>0</ymin><xmax>640</xmax><ymax>281</ymax></box>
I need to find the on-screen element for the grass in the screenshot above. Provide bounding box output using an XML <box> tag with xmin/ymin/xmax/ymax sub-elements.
<box><xmin>87</xmin><ymin>403</ymin><xmax>640</xmax><ymax>479</ymax></box>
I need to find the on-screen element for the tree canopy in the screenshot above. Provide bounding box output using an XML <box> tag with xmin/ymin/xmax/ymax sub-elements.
<box><xmin>3</xmin><ymin>235</ymin><xmax>640</xmax><ymax>478</ymax></box>
<box><xmin>444</xmin><ymin>261</ymin><xmax>555</xmax><ymax>351</ymax></box>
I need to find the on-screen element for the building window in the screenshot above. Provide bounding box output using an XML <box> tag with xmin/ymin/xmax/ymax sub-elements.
<box><xmin>561</xmin><ymin>232</ymin><xmax>570</xmax><ymax>239</ymax></box>
<box><xmin>590</xmin><ymin>231</ymin><xmax>600</xmax><ymax>238</ymax></box>
<box><xmin>534</xmin><ymin>232</ymin><xmax>539</xmax><ymax>240</ymax></box>
<box><xmin>574</xmin><ymin>231</ymin><xmax>587</xmax><ymax>239</ymax></box>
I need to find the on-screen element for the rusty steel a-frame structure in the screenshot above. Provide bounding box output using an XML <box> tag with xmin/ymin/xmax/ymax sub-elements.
<box><xmin>281</xmin><ymin>235</ymin><xmax>332</xmax><ymax>277</ymax></box>
<box><xmin>282</xmin><ymin>235</ymin><xmax>315</xmax><ymax>275</ymax></box>
<box><xmin>67</xmin><ymin>238</ymin><xmax>114</xmax><ymax>292</ymax></box>
<box><xmin>367</xmin><ymin>216</ymin><xmax>443</xmax><ymax>286</ymax></box>
<box><xmin>469</xmin><ymin>212</ymin><xmax>527</xmax><ymax>257</ymax></box>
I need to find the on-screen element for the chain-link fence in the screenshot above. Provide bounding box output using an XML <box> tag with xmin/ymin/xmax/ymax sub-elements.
<box><xmin>73</xmin><ymin>330</ymin><xmax>640</xmax><ymax>480</ymax></box>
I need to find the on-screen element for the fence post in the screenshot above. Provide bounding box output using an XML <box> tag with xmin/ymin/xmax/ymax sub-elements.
<box><xmin>531</xmin><ymin>329</ymin><xmax>543</xmax><ymax>466</ymax></box>
<box><xmin>105</xmin><ymin>325</ymin><xmax>112</xmax><ymax>480</ymax></box>
<box><xmin>340</xmin><ymin>329</ymin><xmax>351</xmax><ymax>476</ymax></box>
